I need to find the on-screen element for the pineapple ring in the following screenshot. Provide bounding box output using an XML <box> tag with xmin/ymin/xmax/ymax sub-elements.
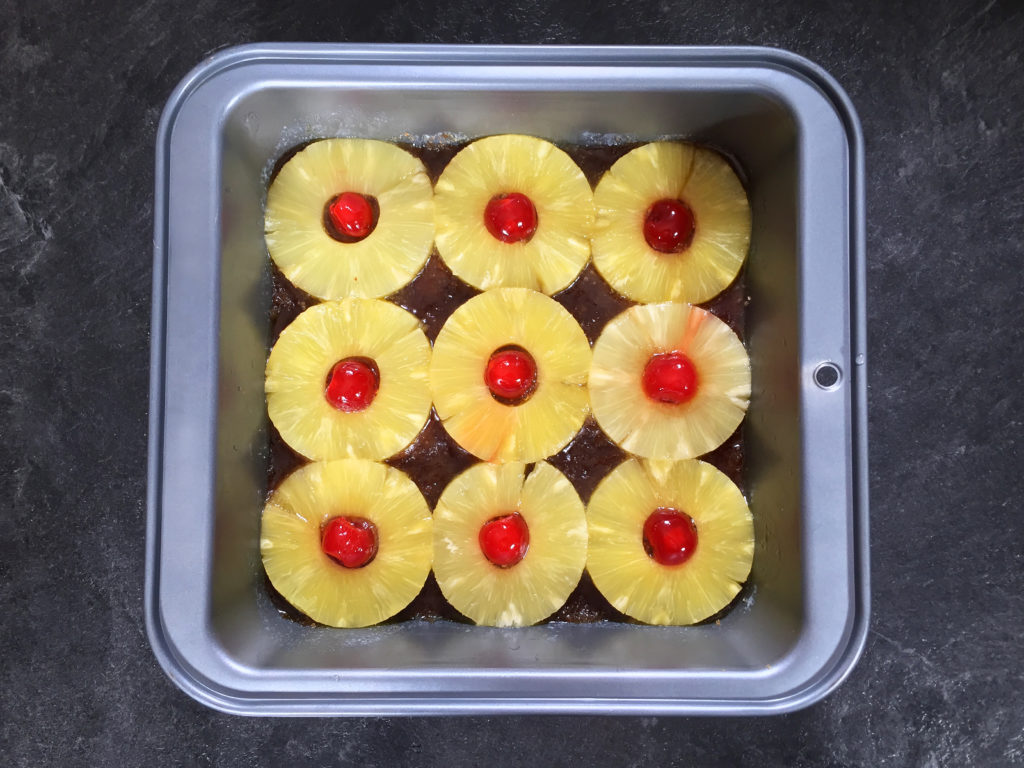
<box><xmin>266</xmin><ymin>299</ymin><xmax>432</xmax><ymax>461</ymax></box>
<box><xmin>434</xmin><ymin>135</ymin><xmax>594</xmax><ymax>294</ymax></box>
<box><xmin>265</xmin><ymin>139</ymin><xmax>434</xmax><ymax>300</ymax></box>
<box><xmin>261</xmin><ymin>460</ymin><xmax>433</xmax><ymax>628</ymax></box>
<box><xmin>590</xmin><ymin>302</ymin><xmax>750</xmax><ymax>460</ymax></box>
<box><xmin>430</xmin><ymin>288</ymin><xmax>591</xmax><ymax>463</ymax></box>
<box><xmin>587</xmin><ymin>458</ymin><xmax>754</xmax><ymax>625</ymax></box>
<box><xmin>592</xmin><ymin>142</ymin><xmax>751</xmax><ymax>304</ymax></box>
<box><xmin>433</xmin><ymin>462</ymin><xmax>587</xmax><ymax>627</ymax></box>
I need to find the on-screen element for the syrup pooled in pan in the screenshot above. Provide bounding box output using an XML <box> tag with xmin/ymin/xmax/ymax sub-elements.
<box><xmin>264</xmin><ymin>140</ymin><xmax>750</xmax><ymax>627</ymax></box>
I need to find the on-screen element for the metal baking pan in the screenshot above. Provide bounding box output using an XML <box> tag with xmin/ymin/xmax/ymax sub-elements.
<box><xmin>147</xmin><ymin>43</ymin><xmax>868</xmax><ymax>715</ymax></box>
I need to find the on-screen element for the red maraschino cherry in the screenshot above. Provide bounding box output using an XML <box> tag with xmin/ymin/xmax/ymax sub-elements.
<box><xmin>321</xmin><ymin>516</ymin><xmax>378</xmax><ymax>568</ymax></box>
<box><xmin>643</xmin><ymin>508</ymin><xmax>698</xmax><ymax>566</ymax></box>
<box><xmin>485</xmin><ymin>346</ymin><xmax>538</xmax><ymax>404</ymax></box>
<box><xmin>644</xmin><ymin>198</ymin><xmax>696</xmax><ymax>253</ymax></box>
<box><xmin>327</xmin><ymin>192</ymin><xmax>376</xmax><ymax>241</ymax></box>
<box><xmin>484</xmin><ymin>193</ymin><xmax>538</xmax><ymax>244</ymax></box>
<box><xmin>479</xmin><ymin>512</ymin><xmax>530</xmax><ymax>567</ymax></box>
<box><xmin>642</xmin><ymin>352</ymin><xmax>699</xmax><ymax>405</ymax></box>
<box><xmin>325</xmin><ymin>358</ymin><xmax>379</xmax><ymax>412</ymax></box>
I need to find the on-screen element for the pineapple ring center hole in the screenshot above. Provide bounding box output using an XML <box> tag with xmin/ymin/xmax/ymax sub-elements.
<box><xmin>813</xmin><ymin>362</ymin><xmax>842</xmax><ymax>390</ymax></box>
<box><xmin>479</xmin><ymin>512</ymin><xmax>530</xmax><ymax>568</ymax></box>
<box><xmin>643</xmin><ymin>508</ymin><xmax>698</xmax><ymax>567</ymax></box>
<box><xmin>485</xmin><ymin>345</ymin><xmax>538</xmax><ymax>405</ymax></box>
<box><xmin>325</xmin><ymin>357</ymin><xmax>380</xmax><ymax>413</ymax></box>
<box><xmin>644</xmin><ymin>198</ymin><xmax>696</xmax><ymax>253</ymax></box>
<box><xmin>323</xmin><ymin>192</ymin><xmax>380</xmax><ymax>243</ymax></box>
<box><xmin>321</xmin><ymin>516</ymin><xmax>379</xmax><ymax>569</ymax></box>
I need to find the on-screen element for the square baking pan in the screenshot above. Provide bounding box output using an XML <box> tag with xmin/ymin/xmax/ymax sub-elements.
<box><xmin>146</xmin><ymin>43</ymin><xmax>868</xmax><ymax>715</ymax></box>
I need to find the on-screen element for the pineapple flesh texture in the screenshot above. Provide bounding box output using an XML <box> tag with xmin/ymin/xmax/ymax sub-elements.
<box><xmin>592</xmin><ymin>142</ymin><xmax>751</xmax><ymax>304</ymax></box>
<box><xmin>261</xmin><ymin>459</ymin><xmax>433</xmax><ymax>628</ymax></box>
<box><xmin>265</xmin><ymin>139</ymin><xmax>434</xmax><ymax>300</ymax></box>
<box><xmin>430</xmin><ymin>288</ymin><xmax>591</xmax><ymax>463</ymax></box>
<box><xmin>434</xmin><ymin>135</ymin><xmax>593</xmax><ymax>294</ymax></box>
<box><xmin>433</xmin><ymin>461</ymin><xmax>587</xmax><ymax>627</ymax></box>
<box><xmin>590</xmin><ymin>303</ymin><xmax>750</xmax><ymax>460</ymax></box>
<box><xmin>587</xmin><ymin>458</ymin><xmax>754</xmax><ymax>626</ymax></box>
<box><xmin>266</xmin><ymin>299</ymin><xmax>432</xmax><ymax>461</ymax></box>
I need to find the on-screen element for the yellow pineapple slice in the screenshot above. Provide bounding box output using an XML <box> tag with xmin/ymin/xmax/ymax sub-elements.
<box><xmin>433</xmin><ymin>461</ymin><xmax>587</xmax><ymax>626</ymax></box>
<box><xmin>430</xmin><ymin>288</ymin><xmax>590</xmax><ymax>463</ymax></box>
<box><xmin>266</xmin><ymin>299</ymin><xmax>431</xmax><ymax>461</ymax></box>
<box><xmin>434</xmin><ymin>135</ymin><xmax>593</xmax><ymax>294</ymax></box>
<box><xmin>592</xmin><ymin>142</ymin><xmax>750</xmax><ymax>304</ymax></box>
<box><xmin>265</xmin><ymin>139</ymin><xmax>434</xmax><ymax>300</ymax></box>
<box><xmin>590</xmin><ymin>302</ymin><xmax>749</xmax><ymax>459</ymax></box>
<box><xmin>261</xmin><ymin>459</ymin><xmax>433</xmax><ymax>627</ymax></box>
<box><xmin>587</xmin><ymin>457</ymin><xmax>753</xmax><ymax>625</ymax></box>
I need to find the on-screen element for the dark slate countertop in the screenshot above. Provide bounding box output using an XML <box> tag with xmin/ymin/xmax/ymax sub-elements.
<box><xmin>1</xmin><ymin>1</ymin><xmax>1021</xmax><ymax>765</ymax></box>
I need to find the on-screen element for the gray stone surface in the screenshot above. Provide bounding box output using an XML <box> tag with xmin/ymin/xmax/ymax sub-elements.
<box><xmin>1</xmin><ymin>0</ymin><xmax>1022</xmax><ymax>765</ymax></box>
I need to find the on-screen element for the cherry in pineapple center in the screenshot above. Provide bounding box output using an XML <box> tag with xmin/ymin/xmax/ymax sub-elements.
<box><xmin>325</xmin><ymin>357</ymin><xmax>380</xmax><ymax>413</ymax></box>
<box><xmin>324</xmin><ymin>191</ymin><xmax>379</xmax><ymax>242</ymax></box>
<box><xmin>643</xmin><ymin>508</ymin><xmax>698</xmax><ymax>567</ymax></box>
<box><xmin>479</xmin><ymin>512</ymin><xmax>530</xmax><ymax>568</ymax></box>
<box><xmin>484</xmin><ymin>192</ymin><xmax>538</xmax><ymax>244</ymax></box>
<box><xmin>485</xmin><ymin>345</ymin><xmax>538</xmax><ymax>405</ymax></box>
<box><xmin>321</xmin><ymin>516</ymin><xmax>379</xmax><ymax>569</ymax></box>
<box><xmin>644</xmin><ymin>198</ymin><xmax>696</xmax><ymax>253</ymax></box>
<box><xmin>642</xmin><ymin>351</ymin><xmax>699</xmax><ymax>405</ymax></box>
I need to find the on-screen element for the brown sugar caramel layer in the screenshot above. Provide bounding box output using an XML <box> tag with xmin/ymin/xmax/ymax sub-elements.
<box><xmin>264</xmin><ymin>141</ymin><xmax>749</xmax><ymax>626</ymax></box>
